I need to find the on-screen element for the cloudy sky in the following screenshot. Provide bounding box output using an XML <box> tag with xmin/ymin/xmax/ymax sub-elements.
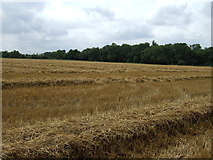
<box><xmin>1</xmin><ymin>0</ymin><xmax>212</xmax><ymax>54</ymax></box>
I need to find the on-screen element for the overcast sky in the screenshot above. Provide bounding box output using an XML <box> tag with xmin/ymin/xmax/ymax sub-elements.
<box><xmin>1</xmin><ymin>0</ymin><xmax>212</xmax><ymax>54</ymax></box>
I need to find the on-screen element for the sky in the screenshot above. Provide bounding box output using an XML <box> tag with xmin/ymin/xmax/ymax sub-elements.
<box><xmin>0</xmin><ymin>0</ymin><xmax>212</xmax><ymax>54</ymax></box>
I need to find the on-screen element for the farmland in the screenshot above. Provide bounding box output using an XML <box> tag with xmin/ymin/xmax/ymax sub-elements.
<box><xmin>2</xmin><ymin>58</ymin><xmax>212</xmax><ymax>158</ymax></box>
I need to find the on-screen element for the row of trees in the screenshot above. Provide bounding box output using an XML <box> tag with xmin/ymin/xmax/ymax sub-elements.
<box><xmin>1</xmin><ymin>41</ymin><xmax>212</xmax><ymax>66</ymax></box>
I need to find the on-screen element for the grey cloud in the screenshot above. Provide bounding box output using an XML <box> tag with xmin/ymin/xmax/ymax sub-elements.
<box><xmin>115</xmin><ymin>26</ymin><xmax>152</xmax><ymax>40</ymax></box>
<box><xmin>3</xmin><ymin>31</ymin><xmax>73</xmax><ymax>54</ymax></box>
<box><xmin>84</xmin><ymin>7</ymin><xmax>115</xmax><ymax>20</ymax></box>
<box><xmin>2</xmin><ymin>1</ymin><xmax>210</xmax><ymax>53</ymax></box>
<box><xmin>2</xmin><ymin>2</ymin><xmax>46</xmax><ymax>34</ymax></box>
<box><xmin>202</xmin><ymin>2</ymin><xmax>211</xmax><ymax>18</ymax></box>
<box><xmin>40</xmin><ymin>21</ymin><xmax>69</xmax><ymax>37</ymax></box>
<box><xmin>2</xmin><ymin>2</ymin><xmax>69</xmax><ymax>38</ymax></box>
<box><xmin>2</xmin><ymin>2</ymin><xmax>73</xmax><ymax>53</ymax></box>
<box><xmin>150</xmin><ymin>4</ymin><xmax>192</xmax><ymax>26</ymax></box>
<box><xmin>1</xmin><ymin>2</ymin><xmax>152</xmax><ymax>53</ymax></box>
<box><xmin>2</xmin><ymin>2</ymin><xmax>72</xmax><ymax>44</ymax></box>
<box><xmin>111</xmin><ymin>19</ymin><xmax>153</xmax><ymax>41</ymax></box>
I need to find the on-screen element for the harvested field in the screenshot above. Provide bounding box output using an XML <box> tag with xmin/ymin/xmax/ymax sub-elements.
<box><xmin>2</xmin><ymin>58</ymin><xmax>212</xmax><ymax>158</ymax></box>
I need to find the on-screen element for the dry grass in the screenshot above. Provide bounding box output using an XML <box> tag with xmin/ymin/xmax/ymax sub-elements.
<box><xmin>2</xmin><ymin>58</ymin><xmax>212</xmax><ymax>158</ymax></box>
<box><xmin>3</xmin><ymin>79</ymin><xmax>211</xmax><ymax>129</ymax></box>
<box><xmin>3</xmin><ymin>96</ymin><xmax>212</xmax><ymax>158</ymax></box>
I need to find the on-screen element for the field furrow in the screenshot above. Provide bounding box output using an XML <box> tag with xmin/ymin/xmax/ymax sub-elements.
<box><xmin>2</xmin><ymin>75</ymin><xmax>211</xmax><ymax>89</ymax></box>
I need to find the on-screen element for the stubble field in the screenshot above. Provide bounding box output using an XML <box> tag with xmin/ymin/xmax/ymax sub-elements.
<box><xmin>2</xmin><ymin>58</ymin><xmax>212</xmax><ymax>158</ymax></box>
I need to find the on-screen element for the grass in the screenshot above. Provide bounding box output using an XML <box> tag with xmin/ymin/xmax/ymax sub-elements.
<box><xmin>2</xmin><ymin>58</ymin><xmax>212</xmax><ymax>158</ymax></box>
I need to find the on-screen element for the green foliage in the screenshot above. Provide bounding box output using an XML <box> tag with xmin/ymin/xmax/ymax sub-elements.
<box><xmin>1</xmin><ymin>42</ymin><xmax>212</xmax><ymax>66</ymax></box>
<box><xmin>66</xmin><ymin>49</ymin><xmax>80</xmax><ymax>60</ymax></box>
<box><xmin>1</xmin><ymin>50</ymin><xmax>23</xmax><ymax>58</ymax></box>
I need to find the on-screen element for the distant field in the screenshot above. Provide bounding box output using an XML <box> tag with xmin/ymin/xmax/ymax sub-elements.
<box><xmin>2</xmin><ymin>58</ymin><xmax>212</xmax><ymax>158</ymax></box>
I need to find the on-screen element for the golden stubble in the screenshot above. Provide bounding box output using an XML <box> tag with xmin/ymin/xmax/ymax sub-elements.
<box><xmin>2</xmin><ymin>58</ymin><xmax>212</xmax><ymax>158</ymax></box>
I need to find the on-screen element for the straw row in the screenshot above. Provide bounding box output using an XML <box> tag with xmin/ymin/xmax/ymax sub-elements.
<box><xmin>2</xmin><ymin>75</ymin><xmax>211</xmax><ymax>89</ymax></box>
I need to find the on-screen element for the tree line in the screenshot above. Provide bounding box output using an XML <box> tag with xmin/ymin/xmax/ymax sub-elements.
<box><xmin>1</xmin><ymin>41</ymin><xmax>212</xmax><ymax>66</ymax></box>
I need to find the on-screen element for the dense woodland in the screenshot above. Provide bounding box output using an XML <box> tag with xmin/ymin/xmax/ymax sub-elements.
<box><xmin>1</xmin><ymin>41</ymin><xmax>212</xmax><ymax>66</ymax></box>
